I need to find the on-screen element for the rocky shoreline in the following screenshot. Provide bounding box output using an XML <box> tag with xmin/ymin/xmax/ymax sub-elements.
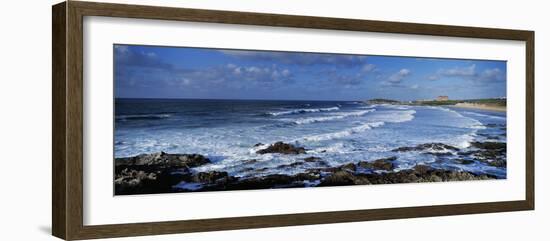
<box><xmin>114</xmin><ymin>140</ymin><xmax>506</xmax><ymax>195</ymax></box>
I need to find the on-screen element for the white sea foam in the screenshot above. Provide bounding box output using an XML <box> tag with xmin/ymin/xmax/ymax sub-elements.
<box><xmin>287</xmin><ymin>109</ymin><xmax>375</xmax><ymax>125</ymax></box>
<box><xmin>456</xmin><ymin>132</ymin><xmax>477</xmax><ymax>148</ymax></box>
<box><xmin>386</xmin><ymin>105</ymin><xmax>411</xmax><ymax>110</ymax></box>
<box><xmin>385</xmin><ymin>110</ymin><xmax>416</xmax><ymax>123</ymax></box>
<box><xmin>300</xmin><ymin>122</ymin><xmax>385</xmax><ymax>142</ymax></box>
<box><xmin>267</xmin><ymin>106</ymin><xmax>340</xmax><ymax>116</ymax></box>
<box><xmin>309</xmin><ymin>142</ymin><xmax>348</xmax><ymax>154</ymax></box>
<box><xmin>427</xmin><ymin>106</ymin><xmax>486</xmax><ymax>129</ymax></box>
<box><xmin>463</xmin><ymin>111</ymin><xmax>506</xmax><ymax>120</ymax></box>
<box><xmin>298</xmin><ymin>109</ymin><xmax>416</xmax><ymax>142</ymax></box>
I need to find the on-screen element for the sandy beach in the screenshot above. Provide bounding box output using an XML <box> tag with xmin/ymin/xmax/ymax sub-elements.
<box><xmin>454</xmin><ymin>102</ymin><xmax>506</xmax><ymax>112</ymax></box>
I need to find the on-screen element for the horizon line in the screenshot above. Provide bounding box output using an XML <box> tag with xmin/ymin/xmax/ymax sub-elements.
<box><xmin>114</xmin><ymin>96</ymin><xmax>505</xmax><ymax>102</ymax></box>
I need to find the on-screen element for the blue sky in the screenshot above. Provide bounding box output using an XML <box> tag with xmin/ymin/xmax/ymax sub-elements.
<box><xmin>114</xmin><ymin>44</ymin><xmax>506</xmax><ymax>101</ymax></box>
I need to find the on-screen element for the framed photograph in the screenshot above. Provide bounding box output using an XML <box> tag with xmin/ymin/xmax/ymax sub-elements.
<box><xmin>52</xmin><ymin>1</ymin><xmax>534</xmax><ymax>240</ymax></box>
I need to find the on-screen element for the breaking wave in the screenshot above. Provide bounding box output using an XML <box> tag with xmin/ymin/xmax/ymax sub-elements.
<box><xmin>267</xmin><ymin>106</ymin><xmax>340</xmax><ymax>116</ymax></box>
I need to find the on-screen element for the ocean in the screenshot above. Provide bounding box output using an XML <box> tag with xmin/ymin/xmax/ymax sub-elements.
<box><xmin>114</xmin><ymin>98</ymin><xmax>507</xmax><ymax>179</ymax></box>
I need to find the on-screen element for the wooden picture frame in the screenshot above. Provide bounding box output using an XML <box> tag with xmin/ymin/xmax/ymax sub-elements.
<box><xmin>52</xmin><ymin>1</ymin><xmax>534</xmax><ymax>240</ymax></box>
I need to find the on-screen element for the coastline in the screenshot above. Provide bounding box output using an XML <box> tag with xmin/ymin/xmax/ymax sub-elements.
<box><xmin>114</xmin><ymin>140</ymin><xmax>506</xmax><ymax>195</ymax></box>
<box><xmin>453</xmin><ymin>102</ymin><xmax>506</xmax><ymax>112</ymax></box>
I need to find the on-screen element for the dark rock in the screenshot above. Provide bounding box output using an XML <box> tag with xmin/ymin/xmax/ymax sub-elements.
<box><xmin>256</xmin><ymin>142</ymin><xmax>306</xmax><ymax>155</ymax></box>
<box><xmin>357</xmin><ymin>157</ymin><xmax>396</xmax><ymax>171</ymax></box>
<box><xmin>228</xmin><ymin>174</ymin><xmax>297</xmax><ymax>190</ymax></box>
<box><xmin>392</xmin><ymin>143</ymin><xmax>459</xmax><ymax>152</ymax></box>
<box><xmin>294</xmin><ymin>172</ymin><xmax>321</xmax><ymax>181</ymax></box>
<box><xmin>457</xmin><ymin>151</ymin><xmax>477</xmax><ymax>156</ymax></box>
<box><xmin>193</xmin><ymin>171</ymin><xmax>229</xmax><ymax>183</ymax></box>
<box><xmin>316</xmin><ymin>160</ymin><xmax>330</xmax><ymax>166</ymax></box>
<box><xmin>320</xmin><ymin>171</ymin><xmax>365</xmax><ymax>186</ymax></box>
<box><xmin>471</xmin><ymin>141</ymin><xmax>506</xmax><ymax>150</ymax></box>
<box><xmin>114</xmin><ymin>150</ymin><xmax>501</xmax><ymax>195</ymax></box>
<box><xmin>115</xmin><ymin>152</ymin><xmax>210</xmax><ymax>168</ymax></box>
<box><xmin>277</xmin><ymin>162</ymin><xmax>304</xmax><ymax>169</ymax></box>
<box><xmin>254</xmin><ymin>167</ymin><xmax>269</xmax><ymax>172</ymax></box>
<box><xmin>304</xmin><ymin>156</ymin><xmax>322</xmax><ymax>162</ymax></box>
<box><xmin>487</xmin><ymin>159</ymin><xmax>507</xmax><ymax>168</ymax></box>
<box><xmin>413</xmin><ymin>164</ymin><xmax>434</xmax><ymax>174</ymax></box>
<box><xmin>318</xmin><ymin>162</ymin><xmax>359</xmax><ymax>173</ymax></box>
<box><xmin>467</xmin><ymin>141</ymin><xmax>506</xmax><ymax>168</ymax></box>
<box><xmin>114</xmin><ymin>167</ymin><xmax>187</xmax><ymax>195</ymax></box>
<box><xmin>241</xmin><ymin>159</ymin><xmax>258</xmax><ymax>165</ymax></box>
<box><xmin>114</xmin><ymin>152</ymin><xmax>212</xmax><ymax>195</ymax></box>
<box><xmin>366</xmin><ymin>170</ymin><xmax>419</xmax><ymax>184</ymax></box>
<box><xmin>254</xmin><ymin>143</ymin><xmax>264</xmax><ymax>147</ymax></box>
<box><xmin>114</xmin><ymin>168</ymin><xmax>157</xmax><ymax>186</ymax></box>
<box><xmin>340</xmin><ymin>163</ymin><xmax>357</xmax><ymax>172</ymax></box>
<box><xmin>455</xmin><ymin>159</ymin><xmax>475</xmax><ymax>165</ymax></box>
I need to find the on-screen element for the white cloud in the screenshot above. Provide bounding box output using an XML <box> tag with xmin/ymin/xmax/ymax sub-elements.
<box><xmin>429</xmin><ymin>64</ymin><xmax>504</xmax><ymax>82</ymax></box>
<box><xmin>388</xmin><ymin>69</ymin><xmax>411</xmax><ymax>83</ymax></box>
<box><xmin>480</xmin><ymin>68</ymin><xmax>503</xmax><ymax>81</ymax></box>
<box><xmin>219</xmin><ymin>49</ymin><xmax>368</xmax><ymax>67</ymax></box>
<box><xmin>441</xmin><ymin>64</ymin><xmax>476</xmax><ymax>77</ymax></box>
<box><xmin>114</xmin><ymin>45</ymin><xmax>129</xmax><ymax>53</ymax></box>
<box><xmin>362</xmin><ymin>64</ymin><xmax>376</xmax><ymax>72</ymax></box>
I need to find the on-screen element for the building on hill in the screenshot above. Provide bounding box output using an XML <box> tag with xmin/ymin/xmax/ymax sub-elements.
<box><xmin>436</xmin><ymin>96</ymin><xmax>449</xmax><ymax>101</ymax></box>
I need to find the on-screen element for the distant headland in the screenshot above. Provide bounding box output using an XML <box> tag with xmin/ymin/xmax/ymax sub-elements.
<box><xmin>365</xmin><ymin>96</ymin><xmax>506</xmax><ymax>112</ymax></box>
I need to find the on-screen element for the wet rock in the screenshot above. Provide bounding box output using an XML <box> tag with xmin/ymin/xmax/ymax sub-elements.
<box><xmin>455</xmin><ymin>159</ymin><xmax>475</xmax><ymax>165</ymax></box>
<box><xmin>366</xmin><ymin>170</ymin><xmax>419</xmax><ymax>184</ymax></box>
<box><xmin>413</xmin><ymin>164</ymin><xmax>434</xmax><ymax>174</ymax></box>
<box><xmin>319</xmin><ymin>171</ymin><xmax>365</xmax><ymax>186</ymax></box>
<box><xmin>457</xmin><ymin>150</ymin><xmax>477</xmax><ymax>156</ymax></box>
<box><xmin>471</xmin><ymin>141</ymin><xmax>506</xmax><ymax>150</ymax></box>
<box><xmin>316</xmin><ymin>160</ymin><xmax>330</xmax><ymax>166</ymax></box>
<box><xmin>277</xmin><ymin>162</ymin><xmax>304</xmax><ymax>169</ymax></box>
<box><xmin>193</xmin><ymin>171</ymin><xmax>229</xmax><ymax>183</ymax></box>
<box><xmin>114</xmin><ymin>168</ymin><xmax>158</xmax><ymax>187</ymax></box>
<box><xmin>241</xmin><ymin>159</ymin><xmax>258</xmax><ymax>165</ymax></box>
<box><xmin>304</xmin><ymin>156</ymin><xmax>322</xmax><ymax>162</ymax></box>
<box><xmin>256</xmin><ymin>142</ymin><xmax>306</xmax><ymax>155</ymax></box>
<box><xmin>114</xmin><ymin>168</ymin><xmax>187</xmax><ymax>195</ymax></box>
<box><xmin>114</xmin><ymin>149</ymin><xmax>501</xmax><ymax>194</ymax></box>
<box><xmin>294</xmin><ymin>172</ymin><xmax>321</xmax><ymax>181</ymax></box>
<box><xmin>357</xmin><ymin>156</ymin><xmax>397</xmax><ymax>171</ymax></box>
<box><xmin>254</xmin><ymin>167</ymin><xmax>269</xmax><ymax>172</ymax></box>
<box><xmin>392</xmin><ymin>143</ymin><xmax>459</xmax><ymax>152</ymax></box>
<box><xmin>318</xmin><ymin>162</ymin><xmax>358</xmax><ymax>173</ymax></box>
<box><xmin>227</xmin><ymin>174</ymin><xmax>298</xmax><ymax>190</ymax></box>
<box><xmin>340</xmin><ymin>163</ymin><xmax>357</xmax><ymax>172</ymax></box>
<box><xmin>370</xmin><ymin>168</ymin><xmax>495</xmax><ymax>184</ymax></box>
<box><xmin>115</xmin><ymin>152</ymin><xmax>211</xmax><ymax>168</ymax></box>
<box><xmin>114</xmin><ymin>152</ymin><xmax>212</xmax><ymax>195</ymax></box>
<box><xmin>254</xmin><ymin>143</ymin><xmax>264</xmax><ymax>147</ymax></box>
<box><xmin>468</xmin><ymin>141</ymin><xmax>506</xmax><ymax>167</ymax></box>
<box><xmin>487</xmin><ymin>159</ymin><xmax>507</xmax><ymax>168</ymax></box>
